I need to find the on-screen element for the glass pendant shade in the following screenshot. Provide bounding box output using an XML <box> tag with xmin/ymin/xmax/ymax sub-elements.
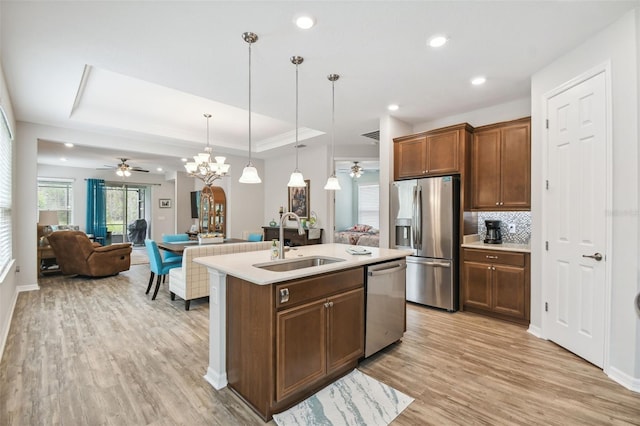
<box><xmin>239</xmin><ymin>163</ymin><xmax>262</xmax><ymax>183</ymax></box>
<box><xmin>287</xmin><ymin>170</ymin><xmax>306</xmax><ymax>187</ymax></box>
<box><xmin>324</xmin><ymin>175</ymin><xmax>341</xmax><ymax>190</ymax></box>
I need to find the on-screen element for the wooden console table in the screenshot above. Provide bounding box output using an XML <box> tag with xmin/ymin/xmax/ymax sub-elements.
<box><xmin>262</xmin><ymin>226</ymin><xmax>323</xmax><ymax>247</ymax></box>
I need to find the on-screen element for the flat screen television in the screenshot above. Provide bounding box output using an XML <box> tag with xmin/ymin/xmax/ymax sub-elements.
<box><xmin>190</xmin><ymin>191</ymin><xmax>200</xmax><ymax>218</ymax></box>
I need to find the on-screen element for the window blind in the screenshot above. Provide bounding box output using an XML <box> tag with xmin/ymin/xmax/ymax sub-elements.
<box><xmin>0</xmin><ymin>107</ymin><xmax>13</xmax><ymax>274</ymax></box>
<box><xmin>357</xmin><ymin>184</ymin><xmax>379</xmax><ymax>229</ymax></box>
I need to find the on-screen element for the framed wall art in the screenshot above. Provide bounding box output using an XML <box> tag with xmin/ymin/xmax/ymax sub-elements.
<box><xmin>159</xmin><ymin>198</ymin><xmax>171</xmax><ymax>208</ymax></box>
<box><xmin>287</xmin><ymin>180</ymin><xmax>310</xmax><ymax>219</ymax></box>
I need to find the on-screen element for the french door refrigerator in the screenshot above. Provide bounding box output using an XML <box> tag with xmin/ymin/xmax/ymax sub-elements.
<box><xmin>391</xmin><ymin>175</ymin><xmax>459</xmax><ymax>311</ymax></box>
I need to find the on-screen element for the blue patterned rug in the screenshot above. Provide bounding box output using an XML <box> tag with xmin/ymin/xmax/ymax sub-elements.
<box><xmin>273</xmin><ymin>369</ymin><xmax>414</xmax><ymax>426</ymax></box>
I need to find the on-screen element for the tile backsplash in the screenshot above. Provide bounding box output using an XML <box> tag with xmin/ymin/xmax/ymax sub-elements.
<box><xmin>477</xmin><ymin>211</ymin><xmax>531</xmax><ymax>244</ymax></box>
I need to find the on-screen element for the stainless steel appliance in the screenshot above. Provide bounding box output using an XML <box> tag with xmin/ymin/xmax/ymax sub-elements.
<box><xmin>391</xmin><ymin>176</ymin><xmax>459</xmax><ymax>311</ymax></box>
<box><xmin>365</xmin><ymin>259</ymin><xmax>407</xmax><ymax>358</ymax></box>
<box><xmin>484</xmin><ymin>220</ymin><xmax>502</xmax><ymax>244</ymax></box>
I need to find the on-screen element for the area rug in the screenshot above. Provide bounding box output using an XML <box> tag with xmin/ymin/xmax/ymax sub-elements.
<box><xmin>272</xmin><ymin>369</ymin><xmax>414</xmax><ymax>426</ymax></box>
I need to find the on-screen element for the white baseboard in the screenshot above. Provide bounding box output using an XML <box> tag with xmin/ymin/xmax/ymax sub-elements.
<box><xmin>527</xmin><ymin>324</ymin><xmax>543</xmax><ymax>338</ymax></box>
<box><xmin>203</xmin><ymin>367</ymin><xmax>227</xmax><ymax>390</ymax></box>
<box><xmin>0</xmin><ymin>285</ymin><xmax>18</xmax><ymax>363</ymax></box>
<box><xmin>608</xmin><ymin>366</ymin><xmax>640</xmax><ymax>393</ymax></box>
<box><xmin>18</xmin><ymin>284</ymin><xmax>40</xmax><ymax>292</ymax></box>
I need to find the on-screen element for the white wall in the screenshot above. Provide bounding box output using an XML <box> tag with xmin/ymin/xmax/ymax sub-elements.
<box><xmin>413</xmin><ymin>97</ymin><xmax>531</xmax><ymax>132</ymax></box>
<box><xmin>263</xmin><ymin>144</ymin><xmax>329</xmax><ymax>240</ymax></box>
<box><xmin>531</xmin><ymin>10</ymin><xmax>639</xmax><ymax>388</ymax></box>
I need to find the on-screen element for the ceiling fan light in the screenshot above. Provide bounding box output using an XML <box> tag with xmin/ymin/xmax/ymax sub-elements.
<box><xmin>239</xmin><ymin>164</ymin><xmax>262</xmax><ymax>184</ymax></box>
<box><xmin>324</xmin><ymin>175</ymin><xmax>341</xmax><ymax>190</ymax></box>
<box><xmin>124</xmin><ymin>170</ymin><xmax>132</xmax><ymax>177</ymax></box>
<box><xmin>287</xmin><ymin>170</ymin><xmax>306</xmax><ymax>187</ymax></box>
<box><xmin>116</xmin><ymin>169</ymin><xmax>124</xmax><ymax>177</ymax></box>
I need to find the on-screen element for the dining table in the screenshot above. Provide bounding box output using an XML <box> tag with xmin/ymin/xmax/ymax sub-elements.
<box><xmin>157</xmin><ymin>238</ymin><xmax>247</xmax><ymax>255</ymax></box>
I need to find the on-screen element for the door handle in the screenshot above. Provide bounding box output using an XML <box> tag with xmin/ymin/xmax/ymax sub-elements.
<box><xmin>582</xmin><ymin>253</ymin><xmax>603</xmax><ymax>261</ymax></box>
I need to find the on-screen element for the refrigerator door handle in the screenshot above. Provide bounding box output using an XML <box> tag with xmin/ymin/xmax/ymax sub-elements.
<box><xmin>415</xmin><ymin>186</ymin><xmax>422</xmax><ymax>251</ymax></box>
<box><xmin>411</xmin><ymin>186</ymin><xmax>418</xmax><ymax>250</ymax></box>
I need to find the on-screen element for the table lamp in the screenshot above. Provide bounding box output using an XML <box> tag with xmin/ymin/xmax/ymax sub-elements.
<box><xmin>38</xmin><ymin>210</ymin><xmax>59</xmax><ymax>246</ymax></box>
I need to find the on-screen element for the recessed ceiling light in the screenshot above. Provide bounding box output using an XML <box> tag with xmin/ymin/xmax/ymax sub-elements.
<box><xmin>60</xmin><ymin>157</ymin><xmax>67</xmax><ymax>162</ymax></box>
<box><xmin>64</xmin><ymin>142</ymin><xmax>74</xmax><ymax>148</ymax></box>
<box><xmin>428</xmin><ymin>35</ymin><xmax>448</xmax><ymax>48</ymax></box>
<box><xmin>156</xmin><ymin>167</ymin><xmax>163</xmax><ymax>172</ymax></box>
<box><xmin>471</xmin><ymin>76</ymin><xmax>486</xmax><ymax>86</ymax></box>
<box><xmin>295</xmin><ymin>15</ymin><xmax>315</xmax><ymax>29</ymax></box>
<box><xmin>181</xmin><ymin>158</ymin><xmax>188</xmax><ymax>162</ymax></box>
<box><xmin>387</xmin><ymin>104</ymin><xmax>399</xmax><ymax>111</ymax></box>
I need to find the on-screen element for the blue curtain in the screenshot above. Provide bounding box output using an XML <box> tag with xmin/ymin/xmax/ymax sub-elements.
<box><xmin>86</xmin><ymin>179</ymin><xmax>107</xmax><ymax>243</ymax></box>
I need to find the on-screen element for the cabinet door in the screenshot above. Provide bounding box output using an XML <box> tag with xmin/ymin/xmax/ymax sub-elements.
<box><xmin>492</xmin><ymin>264</ymin><xmax>527</xmax><ymax>319</ymax></box>
<box><xmin>394</xmin><ymin>135</ymin><xmax>427</xmax><ymax>179</ymax></box>
<box><xmin>327</xmin><ymin>288</ymin><xmax>364</xmax><ymax>374</ymax></box>
<box><xmin>471</xmin><ymin>129</ymin><xmax>501</xmax><ymax>209</ymax></box>
<box><xmin>276</xmin><ymin>299</ymin><xmax>327</xmax><ymax>401</ymax></box>
<box><xmin>500</xmin><ymin>122</ymin><xmax>531</xmax><ymax>209</ymax></box>
<box><xmin>426</xmin><ymin>130</ymin><xmax>460</xmax><ymax>175</ymax></box>
<box><xmin>462</xmin><ymin>261</ymin><xmax>492</xmax><ymax>310</ymax></box>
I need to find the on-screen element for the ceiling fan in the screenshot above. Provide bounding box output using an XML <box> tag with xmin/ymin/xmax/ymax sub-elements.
<box><xmin>97</xmin><ymin>158</ymin><xmax>149</xmax><ymax>177</ymax></box>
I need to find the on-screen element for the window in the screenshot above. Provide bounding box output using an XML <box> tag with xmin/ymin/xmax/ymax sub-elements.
<box><xmin>37</xmin><ymin>179</ymin><xmax>74</xmax><ymax>225</ymax></box>
<box><xmin>0</xmin><ymin>108</ymin><xmax>12</xmax><ymax>274</ymax></box>
<box><xmin>357</xmin><ymin>184</ymin><xmax>379</xmax><ymax>229</ymax></box>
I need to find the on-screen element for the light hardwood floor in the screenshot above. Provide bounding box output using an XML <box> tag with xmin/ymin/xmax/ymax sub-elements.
<box><xmin>1</xmin><ymin>264</ymin><xmax>639</xmax><ymax>425</ymax></box>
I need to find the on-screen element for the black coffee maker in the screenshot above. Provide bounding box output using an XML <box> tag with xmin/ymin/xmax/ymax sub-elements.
<box><xmin>484</xmin><ymin>220</ymin><xmax>502</xmax><ymax>244</ymax></box>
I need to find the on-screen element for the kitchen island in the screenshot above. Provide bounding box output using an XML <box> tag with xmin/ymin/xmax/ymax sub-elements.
<box><xmin>194</xmin><ymin>243</ymin><xmax>411</xmax><ymax>420</ymax></box>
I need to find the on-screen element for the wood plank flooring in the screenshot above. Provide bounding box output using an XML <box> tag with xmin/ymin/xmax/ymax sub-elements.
<box><xmin>1</xmin><ymin>264</ymin><xmax>639</xmax><ymax>425</ymax></box>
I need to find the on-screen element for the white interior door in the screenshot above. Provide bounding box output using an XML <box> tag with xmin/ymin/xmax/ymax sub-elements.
<box><xmin>545</xmin><ymin>70</ymin><xmax>607</xmax><ymax>368</ymax></box>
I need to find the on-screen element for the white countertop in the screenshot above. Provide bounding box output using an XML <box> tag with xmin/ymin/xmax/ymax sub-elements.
<box><xmin>193</xmin><ymin>243</ymin><xmax>412</xmax><ymax>285</ymax></box>
<box><xmin>461</xmin><ymin>240</ymin><xmax>531</xmax><ymax>253</ymax></box>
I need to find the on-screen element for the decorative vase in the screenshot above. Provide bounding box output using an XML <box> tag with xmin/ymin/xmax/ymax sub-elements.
<box><xmin>269</xmin><ymin>219</ymin><xmax>277</xmax><ymax>227</ymax></box>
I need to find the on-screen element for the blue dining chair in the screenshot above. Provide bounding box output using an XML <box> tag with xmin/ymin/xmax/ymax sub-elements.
<box><xmin>145</xmin><ymin>239</ymin><xmax>182</xmax><ymax>300</ymax></box>
<box><xmin>161</xmin><ymin>233</ymin><xmax>189</xmax><ymax>263</ymax></box>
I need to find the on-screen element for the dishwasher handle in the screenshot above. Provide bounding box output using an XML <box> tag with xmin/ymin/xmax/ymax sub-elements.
<box><xmin>368</xmin><ymin>263</ymin><xmax>407</xmax><ymax>277</ymax></box>
<box><xmin>407</xmin><ymin>258</ymin><xmax>452</xmax><ymax>268</ymax></box>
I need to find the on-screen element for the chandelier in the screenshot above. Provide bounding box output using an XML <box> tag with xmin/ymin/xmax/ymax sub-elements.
<box><xmin>350</xmin><ymin>161</ymin><xmax>364</xmax><ymax>178</ymax></box>
<box><xmin>184</xmin><ymin>113</ymin><xmax>230</xmax><ymax>186</ymax></box>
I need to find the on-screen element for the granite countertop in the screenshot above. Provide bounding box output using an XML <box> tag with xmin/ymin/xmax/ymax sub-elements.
<box><xmin>461</xmin><ymin>234</ymin><xmax>531</xmax><ymax>253</ymax></box>
<box><xmin>193</xmin><ymin>243</ymin><xmax>412</xmax><ymax>285</ymax></box>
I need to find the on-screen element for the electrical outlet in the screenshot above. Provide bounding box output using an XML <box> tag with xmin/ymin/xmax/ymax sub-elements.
<box><xmin>508</xmin><ymin>223</ymin><xmax>516</xmax><ymax>234</ymax></box>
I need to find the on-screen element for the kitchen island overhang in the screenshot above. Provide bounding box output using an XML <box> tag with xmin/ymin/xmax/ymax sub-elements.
<box><xmin>194</xmin><ymin>243</ymin><xmax>411</xmax><ymax>419</ymax></box>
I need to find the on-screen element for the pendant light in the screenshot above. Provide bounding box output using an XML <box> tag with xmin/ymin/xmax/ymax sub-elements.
<box><xmin>324</xmin><ymin>74</ymin><xmax>341</xmax><ymax>191</ymax></box>
<box><xmin>287</xmin><ymin>55</ymin><xmax>306</xmax><ymax>188</ymax></box>
<box><xmin>239</xmin><ymin>32</ymin><xmax>262</xmax><ymax>184</ymax></box>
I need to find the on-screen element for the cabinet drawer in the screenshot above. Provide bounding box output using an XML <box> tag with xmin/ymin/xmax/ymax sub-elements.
<box><xmin>463</xmin><ymin>249</ymin><xmax>525</xmax><ymax>267</ymax></box>
<box><xmin>275</xmin><ymin>267</ymin><xmax>364</xmax><ymax>310</ymax></box>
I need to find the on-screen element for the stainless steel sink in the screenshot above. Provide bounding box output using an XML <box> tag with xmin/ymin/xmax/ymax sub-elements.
<box><xmin>253</xmin><ymin>256</ymin><xmax>345</xmax><ymax>272</ymax></box>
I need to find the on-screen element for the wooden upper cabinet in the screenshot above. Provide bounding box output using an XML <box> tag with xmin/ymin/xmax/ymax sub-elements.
<box><xmin>394</xmin><ymin>123</ymin><xmax>471</xmax><ymax>180</ymax></box>
<box><xmin>471</xmin><ymin>117</ymin><xmax>531</xmax><ymax>210</ymax></box>
<box><xmin>394</xmin><ymin>134</ymin><xmax>427</xmax><ymax>179</ymax></box>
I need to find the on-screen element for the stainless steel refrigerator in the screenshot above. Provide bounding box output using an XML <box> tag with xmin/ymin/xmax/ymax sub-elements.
<box><xmin>390</xmin><ymin>176</ymin><xmax>459</xmax><ymax>311</ymax></box>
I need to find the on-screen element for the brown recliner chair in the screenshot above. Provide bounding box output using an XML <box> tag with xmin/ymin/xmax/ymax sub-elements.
<box><xmin>48</xmin><ymin>231</ymin><xmax>132</xmax><ymax>277</ymax></box>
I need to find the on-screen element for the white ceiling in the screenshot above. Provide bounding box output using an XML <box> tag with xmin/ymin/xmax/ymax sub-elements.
<box><xmin>1</xmin><ymin>1</ymin><xmax>637</xmax><ymax>174</ymax></box>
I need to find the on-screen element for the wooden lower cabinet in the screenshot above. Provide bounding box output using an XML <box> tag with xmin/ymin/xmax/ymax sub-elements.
<box><xmin>462</xmin><ymin>248</ymin><xmax>530</xmax><ymax>324</ymax></box>
<box><xmin>227</xmin><ymin>267</ymin><xmax>364</xmax><ymax>421</ymax></box>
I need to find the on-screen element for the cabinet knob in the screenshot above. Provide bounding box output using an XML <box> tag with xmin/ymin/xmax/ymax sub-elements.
<box><xmin>495</xmin><ymin>202</ymin><xmax>499</xmax><ymax>205</ymax></box>
<box><xmin>487</xmin><ymin>266</ymin><xmax>492</xmax><ymax>270</ymax></box>
<box><xmin>500</xmin><ymin>202</ymin><xmax>504</xmax><ymax>206</ymax></box>
<box><xmin>492</xmin><ymin>266</ymin><xmax>496</xmax><ymax>270</ymax></box>
<box><xmin>324</xmin><ymin>301</ymin><xmax>334</xmax><ymax>308</ymax></box>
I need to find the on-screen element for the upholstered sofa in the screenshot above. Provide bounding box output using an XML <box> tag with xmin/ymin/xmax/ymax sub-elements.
<box><xmin>169</xmin><ymin>241</ymin><xmax>271</xmax><ymax>310</ymax></box>
<box><xmin>48</xmin><ymin>231</ymin><xmax>132</xmax><ymax>277</ymax></box>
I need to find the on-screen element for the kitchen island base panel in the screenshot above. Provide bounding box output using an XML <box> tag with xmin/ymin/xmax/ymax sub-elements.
<box><xmin>206</xmin><ymin>269</ymin><xmax>229</xmax><ymax>390</ymax></box>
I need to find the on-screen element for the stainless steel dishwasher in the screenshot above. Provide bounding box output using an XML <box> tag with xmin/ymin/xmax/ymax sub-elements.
<box><xmin>365</xmin><ymin>258</ymin><xmax>407</xmax><ymax>358</ymax></box>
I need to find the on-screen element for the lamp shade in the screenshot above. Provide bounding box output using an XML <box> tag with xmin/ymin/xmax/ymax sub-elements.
<box><xmin>239</xmin><ymin>165</ymin><xmax>262</xmax><ymax>184</ymax></box>
<box><xmin>287</xmin><ymin>171</ymin><xmax>306</xmax><ymax>187</ymax></box>
<box><xmin>38</xmin><ymin>210</ymin><xmax>59</xmax><ymax>226</ymax></box>
<box><xmin>324</xmin><ymin>176</ymin><xmax>341</xmax><ymax>190</ymax></box>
